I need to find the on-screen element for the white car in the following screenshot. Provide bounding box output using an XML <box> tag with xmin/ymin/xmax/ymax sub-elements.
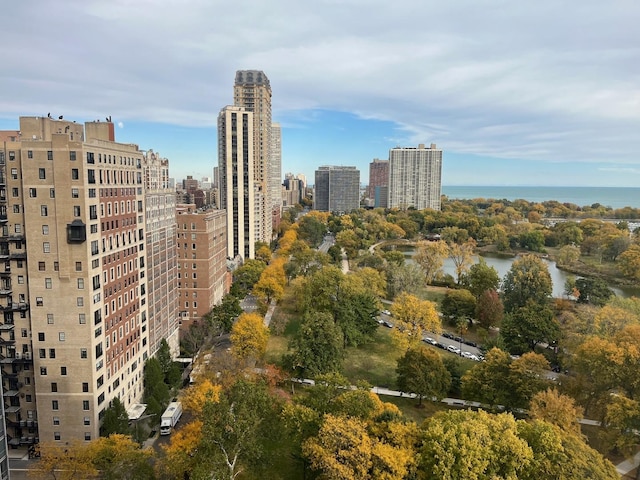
<box><xmin>446</xmin><ymin>345</ymin><xmax>461</xmax><ymax>354</ymax></box>
<box><xmin>382</xmin><ymin>309</ymin><xmax>391</xmax><ymax>316</ymax></box>
<box><xmin>423</xmin><ymin>336</ymin><xmax>437</xmax><ymax>345</ymax></box>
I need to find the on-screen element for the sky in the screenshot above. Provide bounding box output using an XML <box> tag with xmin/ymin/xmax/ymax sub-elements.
<box><xmin>1</xmin><ymin>0</ymin><xmax>639</xmax><ymax>187</ymax></box>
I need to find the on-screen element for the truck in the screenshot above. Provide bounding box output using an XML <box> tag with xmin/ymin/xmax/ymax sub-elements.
<box><xmin>160</xmin><ymin>401</ymin><xmax>183</xmax><ymax>435</ymax></box>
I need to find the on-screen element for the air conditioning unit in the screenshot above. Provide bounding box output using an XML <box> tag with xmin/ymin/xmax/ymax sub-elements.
<box><xmin>24</xmin><ymin>353</ymin><xmax>31</xmax><ymax>360</ymax></box>
<box><xmin>14</xmin><ymin>352</ymin><xmax>20</xmax><ymax>359</ymax></box>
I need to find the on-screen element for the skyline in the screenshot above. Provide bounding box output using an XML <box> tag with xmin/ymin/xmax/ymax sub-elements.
<box><xmin>1</xmin><ymin>1</ymin><xmax>639</xmax><ymax>186</ymax></box>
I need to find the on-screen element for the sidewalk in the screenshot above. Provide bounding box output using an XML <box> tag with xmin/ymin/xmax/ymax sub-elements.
<box><xmin>617</xmin><ymin>450</ymin><xmax>640</xmax><ymax>477</ymax></box>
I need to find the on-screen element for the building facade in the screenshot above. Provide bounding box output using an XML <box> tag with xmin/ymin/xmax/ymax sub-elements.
<box><xmin>0</xmin><ymin>116</ymin><xmax>152</xmax><ymax>444</ymax></box>
<box><xmin>218</xmin><ymin>106</ymin><xmax>255</xmax><ymax>261</ymax></box>
<box><xmin>176</xmin><ymin>205</ymin><xmax>228</xmax><ymax>331</ymax></box>
<box><xmin>233</xmin><ymin>70</ymin><xmax>273</xmax><ymax>243</ymax></box>
<box><xmin>388</xmin><ymin>144</ymin><xmax>442</xmax><ymax>211</ymax></box>
<box><xmin>367</xmin><ymin>158</ymin><xmax>389</xmax><ymax>208</ymax></box>
<box><xmin>142</xmin><ymin>150</ymin><xmax>179</xmax><ymax>357</ymax></box>
<box><xmin>313</xmin><ymin>166</ymin><xmax>360</xmax><ymax>213</ymax></box>
<box><xmin>270</xmin><ymin>123</ymin><xmax>282</xmax><ymax>235</ymax></box>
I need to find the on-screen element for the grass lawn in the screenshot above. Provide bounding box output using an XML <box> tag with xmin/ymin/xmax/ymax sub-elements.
<box><xmin>343</xmin><ymin>328</ymin><xmax>403</xmax><ymax>388</ymax></box>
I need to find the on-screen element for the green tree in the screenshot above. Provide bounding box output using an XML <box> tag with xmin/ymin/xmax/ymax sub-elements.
<box><xmin>208</xmin><ymin>294</ymin><xmax>243</xmax><ymax>333</ymax></box>
<box><xmin>396</xmin><ymin>346</ymin><xmax>451</xmax><ymax>406</ymax></box>
<box><xmin>462</xmin><ymin>258</ymin><xmax>500</xmax><ymax>298</ymax></box>
<box><xmin>519</xmin><ymin>229</ymin><xmax>545</xmax><ymax>251</ymax></box>
<box><xmin>440</xmin><ymin>289</ymin><xmax>476</xmax><ymax>322</ymax></box>
<box><xmin>100</xmin><ymin>397</ymin><xmax>131</xmax><ymax>437</ymax></box>
<box><xmin>298</xmin><ymin>215</ymin><xmax>328</xmax><ymax>248</ymax></box>
<box><xmin>385</xmin><ymin>263</ymin><xmax>424</xmax><ymax>298</ymax></box>
<box><xmin>501</xmin><ymin>301</ymin><xmax>559</xmax><ymax>353</ymax></box>
<box><xmin>475</xmin><ymin>289</ymin><xmax>504</xmax><ymax>329</ymax></box>
<box><xmin>501</xmin><ymin>254</ymin><xmax>552</xmax><ymax>313</ymax></box>
<box><xmin>90</xmin><ymin>434</ymin><xmax>155</xmax><ymax>480</ymax></box>
<box><xmin>461</xmin><ymin>347</ymin><xmax>512</xmax><ymax>408</ymax></box>
<box><xmin>231</xmin><ymin>259</ymin><xmax>267</xmax><ymax>296</ymax></box>
<box><xmin>418</xmin><ymin>410</ymin><xmax>533</xmax><ymax>480</ymax></box>
<box><xmin>556</xmin><ymin>244</ymin><xmax>581</xmax><ymax>267</ymax></box>
<box><xmin>198</xmin><ymin>379</ymin><xmax>282</xmax><ymax>480</ymax></box>
<box><xmin>143</xmin><ymin>357</ymin><xmax>170</xmax><ymax>419</ymax></box>
<box><xmin>575</xmin><ymin>277</ymin><xmax>614</xmax><ymax>306</ymax></box>
<box><xmin>156</xmin><ymin>338</ymin><xmax>181</xmax><ymax>391</ymax></box>
<box><xmin>287</xmin><ymin>311</ymin><xmax>344</xmax><ymax>377</ymax></box>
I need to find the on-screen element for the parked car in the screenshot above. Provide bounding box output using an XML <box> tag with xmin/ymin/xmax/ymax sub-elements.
<box><xmin>382</xmin><ymin>309</ymin><xmax>391</xmax><ymax>316</ymax></box>
<box><xmin>382</xmin><ymin>320</ymin><xmax>394</xmax><ymax>328</ymax></box>
<box><xmin>423</xmin><ymin>336</ymin><xmax>437</xmax><ymax>345</ymax></box>
<box><xmin>446</xmin><ymin>345</ymin><xmax>461</xmax><ymax>354</ymax></box>
<box><xmin>442</xmin><ymin>332</ymin><xmax>455</xmax><ymax>340</ymax></box>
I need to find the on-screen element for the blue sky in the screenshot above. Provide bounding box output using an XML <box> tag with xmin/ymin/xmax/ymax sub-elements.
<box><xmin>1</xmin><ymin>1</ymin><xmax>640</xmax><ymax>187</ymax></box>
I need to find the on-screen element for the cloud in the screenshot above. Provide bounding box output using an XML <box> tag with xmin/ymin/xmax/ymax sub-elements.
<box><xmin>117</xmin><ymin>121</ymin><xmax>124</xmax><ymax>129</ymax></box>
<box><xmin>1</xmin><ymin>0</ymin><xmax>640</xmax><ymax>170</ymax></box>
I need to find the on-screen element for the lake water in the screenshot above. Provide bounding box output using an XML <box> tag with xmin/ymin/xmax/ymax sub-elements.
<box><xmin>400</xmin><ymin>247</ymin><xmax>639</xmax><ymax>298</ymax></box>
<box><xmin>442</xmin><ymin>186</ymin><xmax>640</xmax><ymax>210</ymax></box>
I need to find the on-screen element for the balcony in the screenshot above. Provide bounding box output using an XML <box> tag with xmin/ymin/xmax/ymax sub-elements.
<box><xmin>1</xmin><ymin>302</ymin><xmax>27</xmax><ymax>312</ymax></box>
<box><xmin>0</xmin><ymin>287</ymin><xmax>11</xmax><ymax>296</ymax></box>
<box><xmin>9</xmin><ymin>252</ymin><xmax>26</xmax><ymax>260</ymax></box>
<box><xmin>0</xmin><ymin>323</ymin><xmax>14</xmax><ymax>331</ymax></box>
<box><xmin>2</xmin><ymin>389</ymin><xmax>18</xmax><ymax>397</ymax></box>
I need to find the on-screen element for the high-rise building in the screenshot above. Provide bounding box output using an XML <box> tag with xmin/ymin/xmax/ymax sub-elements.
<box><xmin>367</xmin><ymin>158</ymin><xmax>389</xmax><ymax>208</ymax></box>
<box><xmin>313</xmin><ymin>166</ymin><xmax>360</xmax><ymax>213</ymax></box>
<box><xmin>218</xmin><ymin>106</ymin><xmax>255</xmax><ymax>260</ymax></box>
<box><xmin>0</xmin><ymin>116</ymin><xmax>168</xmax><ymax>444</ymax></box>
<box><xmin>182</xmin><ymin>176</ymin><xmax>199</xmax><ymax>193</ymax></box>
<box><xmin>388</xmin><ymin>143</ymin><xmax>442</xmax><ymax>211</ymax></box>
<box><xmin>234</xmin><ymin>70</ymin><xmax>272</xmax><ymax>243</ymax></box>
<box><xmin>283</xmin><ymin>173</ymin><xmax>303</xmax><ymax>207</ymax></box>
<box><xmin>270</xmin><ymin>123</ymin><xmax>282</xmax><ymax>234</ymax></box>
<box><xmin>142</xmin><ymin>150</ymin><xmax>180</xmax><ymax>357</ymax></box>
<box><xmin>176</xmin><ymin>205</ymin><xmax>229</xmax><ymax>332</ymax></box>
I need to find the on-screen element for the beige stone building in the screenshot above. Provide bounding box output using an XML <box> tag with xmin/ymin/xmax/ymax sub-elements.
<box><xmin>175</xmin><ymin>205</ymin><xmax>229</xmax><ymax>332</ymax></box>
<box><xmin>388</xmin><ymin>144</ymin><xmax>442</xmax><ymax>211</ymax></box>
<box><xmin>143</xmin><ymin>150</ymin><xmax>180</xmax><ymax>357</ymax></box>
<box><xmin>0</xmin><ymin>116</ymin><xmax>153</xmax><ymax>444</ymax></box>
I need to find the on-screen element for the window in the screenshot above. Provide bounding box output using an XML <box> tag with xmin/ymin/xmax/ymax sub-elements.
<box><xmin>21</xmin><ymin>328</ymin><xmax>27</xmax><ymax>337</ymax></box>
<box><xmin>47</xmin><ymin>314</ymin><xmax>54</xmax><ymax>324</ymax></box>
<box><xmin>53</xmin><ymin>417</ymin><xmax>60</xmax><ymax>426</ymax></box>
<box><xmin>43</xmin><ymin>242</ymin><xmax>50</xmax><ymax>253</ymax></box>
<box><xmin>52</xmin><ymin>400</ymin><xmax>59</xmax><ymax>410</ymax></box>
<box><xmin>49</xmin><ymin>348</ymin><xmax>56</xmax><ymax>359</ymax></box>
<box><xmin>82</xmin><ymin>382</ymin><xmax>89</xmax><ymax>392</ymax></box>
<box><xmin>79</xmin><ymin>314</ymin><xmax>86</xmax><ymax>324</ymax></box>
<box><xmin>39</xmin><ymin>168</ymin><xmax>46</xmax><ymax>179</ymax></box>
<box><xmin>26</xmin><ymin>394</ymin><xmax>32</xmax><ymax>402</ymax></box>
<box><xmin>90</xmin><ymin>205</ymin><xmax>97</xmax><ymax>220</ymax></box>
<box><xmin>77</xmin><ymin>278</ymin><xmax>84</xmax><ymax>289</ymax></box>
<box><xmin>84</xmin><ymin>433</ymin><xmax>91</xmax><ymax>441</ymax></box>
<box><xmin>51</xmin><ymin>382</ymin><xmax>57</xmax><ymax>392</ymax></box>
<box><xmin>39</xmin><ymin>349</ymin><xmax>45</xmax><ymax>359</ymax></box>
<box><xmin>40</xmin><ymin>205</ymin><xmax>48</xmax><ymax>216</ymax></box>
<box><xmin>17</xmin><ymin>275</ymin><xmax>24</xmax><ymax>284</ymax></box>
<box><xmin>83</xmin><ymin>400</ymin><xmax>90</xmax><ymax>411</ymax></box>
<box><xmin>36</xmin><ymin>297</ymin><xmax>43</xmax><ymax>306</ymax></box>
<box><xmin>76</xmin><ymin>261</ymin><xmax>82</xmax><ymax>271</ymax></box>
<box><xmin>72</xmin><ymin>188</ymin><xmax>79</xmax><ymax>198</ymax></box>
<box><xmin>84</xmin><ymin>417</ymin><xmax>90</xmax><ymax>426</ymax></box>
<box><xmin>77</xmin><ymin>297</ymin><xmax>83</xmax><ymax>306</ymax></box>
<box><xmin>27</xmin><ymin>150</ymin><xmax>33</xmax><ymax>159</ymax></box>
<box><xmin>42</xmin><ymin>225</ymin><xmax>49</xmax><ymax>235</ymax></box>
<box><xmin>71</xmin><ymin>168</ymin><xmax>79</xmax><ymax>180</ymax></box>
<box><xmin>70</xmin><ymin>151</ymin><xmax>76</xmax><ymax>161</ymax></box>
<box><xmin>81</xmin><ymin>348</ymin><xmax>87</xmax><ymax>359</ymax></box>
<box><xmin>61</xmin><ymin>366</ymin><xmax>67</xmax><ymax>375</ymax></box>
<box><xmin>47</xmin><ymin>150</ymin><xmax>53</xmax><ymax>161</ymax></box>
<box><xmin>38</xmin><ymin>261</ymin><xmax>45</xmax><ymax>271</ymax></box>
<box><xmin>12</xmin><ymin>205</ymin><xmax>20</xmax><ymax>213</ymax></box>
<box><xmin>50</xmin><ymin>188</ymin><xmax>55</xmax><ymax>198</ymax></box>
<box><xmin>11</xmin><ymin>187</ymin><xmax>18</xmax><ymax>197</ymax></box>
<box><xmin>54</xmin><ymin>432</ymin><xmax>61</xmax><ymax>441</ymax></box>
<box><xmin>41</xmin><ymin>367</ymin><xmax>47</xmax><ymax>376</ymax></box>
<box><xmin>29</xmin><ymin>188</ymin><xmax>37</xmax><ymax>198</ymax></box>
<box><xmin>73</xmin><ymin>206</ymin><xmax>81</xmax><ymax>217</ymax></box>
<box><xmin>54</xmin><ymin>261</ymin><xmax>59</xmax><ymax>271</ymax></box>
<box><xmin>45</xmin><ymin>278</ymin><xmax>52</xmax><ymax>289</ymax></box>
<box><xmin>38</xmin><ymin>332</ymin><xmax>45</xmax><ymax>341</ymax></box>
<box><xmin>59</xmin><ymin>332</ymin><xmax>66</xmax><ymax>341</ymax></box>
<box><xmin>10</xmin><ymin>168</ymin><xmax>18</xmax><ymax>180</ymax></box>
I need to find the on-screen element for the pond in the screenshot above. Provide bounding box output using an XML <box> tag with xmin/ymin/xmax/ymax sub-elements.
<box><xmin>393</xmin><ymin>246</ymin><xmax>639</xmax><ymax>299</ymax></box>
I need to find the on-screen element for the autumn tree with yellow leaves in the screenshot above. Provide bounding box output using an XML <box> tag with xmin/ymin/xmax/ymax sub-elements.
<box><xmin>230</xmin><ymin>312</ymin><xmax>270</xmax><ymax>364</ymax></box>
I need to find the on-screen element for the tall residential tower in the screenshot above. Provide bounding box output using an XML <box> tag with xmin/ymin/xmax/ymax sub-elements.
<box><xmin>388</xmin><ymin>144</ymin><xmax>442</xmax><ymax>211</ymax></box>
<box><xmin>314</xmin><ymin>166</ymin><xmax>360</xmax><ymax>213</ymax></box>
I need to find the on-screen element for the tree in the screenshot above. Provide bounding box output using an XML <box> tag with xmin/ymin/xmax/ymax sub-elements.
<box><xmin>556</xmin><ymin>244</ymin><xmax>581</xmax><ymax>267</ymax></box>
<box><xmin>157</xmin><ymin>338</ymin><xmax>181</xmax><ymax>391</ymax></box>
<box><xmin>529</xmin><ymin>388</ymin><xmax>584</xmax><ymax>436</ymax></box>
<box><xmin>619</xmin><ymin>245</ymin><xmax>640</xmax><ymax>280</ymax></box>
<box><xmin>298</xmin><ymin>215</ymin><xmax>328</xmax><ymax>248</ymax></box>
<box><xmin>255</xmin><ymin>244</ymin><xmax>272</xmax><ymax>263</ymax></box>
<box><xmin>231</xmin><ymin>259</ymin><xmax>267</xmax><ymax>296</ymax></box>
<box><xmin>159</xmin><ymin>420</ymin><xmax>204</xmax><ymax>479</ymax></box>
<box><xmin>230</xmin><ymin>312</ymin><xmax>269</xmax><ymax>363</ymax></box>
<box><xmin>333</xmin><ymin>290</ymin><xmax>380</xmax><ymax>347</ymax></box>
<box><xmin>475</xmin><ymin>289</ymin><xmax>504</xmax><ymax>329</ymax></box>
<box><xmin>518</xmin><ymin>229</ymin><xmax>545</xmax><ymax>252</ymax></box>
<box><xmin>448</xmin><ymin>239</ymin><xmax>476</xmax><ymax>284</ymax></box>
<box><xmin>385</xmin><ymin>263</ymin><xmax>424</xmax><ymax>298</ymax></box>
<box><xmin>89</xmin><ymin>434</ymin><xmax>155</xmax><ymax>480</ymax></box>
<box><xmin>440</xmin><ymin>289</ymin><xmax>476</xmax><ymax>322</ymax></box>
<box><xmin>208</xmin><ymin>294</ymin><xmax>243</xmax><ymax>333</ymax></box>
<box><xmin>507</xmin><ymin>353</ymin><xmax>551</xmax><ymax>409</ymax></box>
<box><xmin>418</xmin><ymin>410</ymin><xmax>533</xmax><ymax>480</ymax></box>
<box><xmin>575</xmin><ymin>277</ymin><xmax>614</xmax><ymax>306</ymax></box>
<box><xmin>31</xmin><ymin>440</ymin><xmax>98</xmax><ymax>480</ymax></box>
<box><xmin>501</xmin><ymin>254</ymin><xmax>552</xmax><ymax>313</ymax></box>
<box><xmin>287</xmin><ymin>311</ymin><xmax>344</xmax><ymax>377</ymax></box>
<box><xmin>198</xmin><ymin>379</ymin><xmax>282</xmax><ymax>480</ymax></box>
<box><xmin>143</xmin><ymin>357</ymin><xmax>170</xmax><ymax>419</ymax></box>
<box><xmin>253</xmin><ymin>258</ymin><xmax>286</xmax><ymax>306</ymax></box>
<box><xmin>462</xmin><ymin>258</ymin><xmax>500</xmax><ymax>298</ymax></box>
<box><xmin>461</xmin><ymin>347</ymin><xmax>512</xmax><ymax>408</ymax></box>
<box><xmin>390</xmin><ymin>292</ymin><xmax>441</xmax><ymax>348</ymax></box>
<box><xmin>303</xmin><ymin>415</ymin><xmax>373</xmax><ymax>480</ymax></box>
<box><xmin>396</xmin><ymin>346</ymin><xmax>451</xmax><ymax>406</ymax></box>
<box><xmin>100</xmin><ymin>397</ymin><xmax>131</xmax><ymax>437</ymax></box>
<box><xmin>182</xmin><ymin>378</ymin><xmax>222</xmax><ymax>415</ymax></box>
<box><xmin>413</xmin><ymin>240</ymin><xmax>449</xmax><ymax>284</ymax></box>
<box><xmin>501</xmin><ymin>301</ymin><xmax>559</xmax><ymax>353</ymax></box>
